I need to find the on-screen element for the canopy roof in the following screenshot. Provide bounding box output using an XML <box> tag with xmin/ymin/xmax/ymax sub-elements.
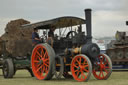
<box><xmin>21</xmin><ymin>16</ymin><xmax>85</xmax><ymax>29</ymax></box>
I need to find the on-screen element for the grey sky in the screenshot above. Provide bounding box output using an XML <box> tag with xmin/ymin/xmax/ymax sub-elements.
<box><xmin>0</xmin><ymin>0</ymin><xmax>128</xmax><ymax>37</ymax></box>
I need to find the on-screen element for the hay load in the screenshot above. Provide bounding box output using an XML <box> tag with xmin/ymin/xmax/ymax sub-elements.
<box><xmin>0</xmin><ymin>19</ymin><xmax>33</xmax><ymax>57</ymax></box>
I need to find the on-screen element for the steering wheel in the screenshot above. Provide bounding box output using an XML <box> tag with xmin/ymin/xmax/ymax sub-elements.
<box><xmin>66</xmin><ymin>31</ymin><xmax>77</xmax><ymax>39</ymax></box>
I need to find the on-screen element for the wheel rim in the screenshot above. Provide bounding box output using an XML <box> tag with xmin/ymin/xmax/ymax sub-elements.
<box><xmin>93</xmin><ymin>54</ymin><xmax>111</xmax><ymax>80</ymax></box>
<box><xmin>31</xmin><ymin>45</ymin><xmax>49</xmax><ymax>80</ymax></box>
<box><xmin>71</xmin><ymin>55</ymin><xmax>90</xmax><ymax>82</ymax></box>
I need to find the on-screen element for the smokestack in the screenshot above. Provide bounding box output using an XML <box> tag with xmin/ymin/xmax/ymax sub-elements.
<box><xmin>84</xmin><ymin>9</ymin><xmax>92</xmax><ymax>43</ymax></box>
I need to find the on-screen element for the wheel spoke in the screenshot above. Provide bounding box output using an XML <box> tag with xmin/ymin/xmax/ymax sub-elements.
<box><xmin>74</xmin><ymin>70</ymin><xmax>79</xmax><ymax>72</ymax></box>
<box><xmin>99</xmin><ymin>71</ymin><xmax>102</xmax><ymax>77</ymax></box>
<box><xmin>83</xmin><ymin>68</ymin><xmax>89</xmax><ymax>72</ymax></box>
<box><xmin>45</xmin><ymin>66</ymin><xmax>48</xmax><ymax>72</ymax></box>
<box><xmin>40</xmin><ymin>65</ymin><xmax>43</xmax><ymax>76</ymax></box>
<box><xmin>76</xmin><ymin>59</ymin><xmax>80</xmax><ymax>64</ymax></box>
<box><xmin>81</xmin><ymin>71</ymin><xmax>87</xmax><ymax>79</ymax></box>
<box><xmin>73</xmin><ymin>64</ymin><xmax>79</xmax><ymax>68</ymax></box>
<box><xmin>103</xmin><ymin>68</ymin><xmax>108</xmax><ymax>74</ymax></box>
<box><xmin>41</xmin><ymin>48</ymin><xmax>44</xmax><ymax>56</ymax></box>
<box><xmin>37</xmin><ymin>64</ymin><xmax>41</xmax><ymax>68</ymax></box>
<box><xmin>104</xmin><ymin>61</ymin><xmax>108</xmax><ymax>65</ymax></box>
<box><xmin>101</xmin><ymin>71</ymin><xmax>105</xmax><ymax>77</ymax></box>
<box><xmin>44</xmin><ymin>63</ymin><xmax>49</xmax><ymax>67</ymax></box>
<box><xmin>82</xmin><ymin>60</ymin><xmax>87</xmax><ymax>65</ymax></box>
<box><xmin>42</xmin><ymin>65</ymin><xmax>45</xmax><ymax>73</ymax></box>
<box><xmin>36</xmin><ymin>65</ymin><xmax>43</xmax><ymax>73</ymax></box>
<box><xmin>79</xmin><ymin>57</ymin><xmax>81</xmax><ymax>65</ymax></box>
<box><xmin>76</xmin><ymin>71</ymin><xmax>80</xmax><ymax>77</ymax></box>
<box><xmin>34</xmin><ymin>60</ymin><xmax>39</xmax><ymax>63</ymax></box>
<box><xmin>44</xmin><ymin>59</ymin><xmax>49</xmax><ymax>62</ymax></box>
<box><xmin>36</xmin><ymin>51</ymin><xmax>43</xmax><ymax>59</ymax></box>
<box><xmin>35</xmin><ymin>54</ymin><xmax>41</xmax><ymax>60</ymax></box>
<box><xmin>45</xmin><ymin>61</ymin><xmax>49</xmax><ymax>65</ymax></box>
<box><xmin>83</xmin><ymin>65</ymin><xmax>88</xmax><ymax>68</ymax></box>
<box><xmin>41</xmin><ymin>70</ymin><xmax>43</xmax><ymax>76</ymax></box>
<box><xmin>43</xmin><ymin>52</ymin><xmax>47</xmax><ymax>59</ymax></box>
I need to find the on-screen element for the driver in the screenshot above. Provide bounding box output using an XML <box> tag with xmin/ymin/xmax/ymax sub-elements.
<box><xmin>48</xmin><ymin>26</ymin><xmax>55</xmax><ymax>38</ymax></box>
<box><xmin>32</xmin><ymin>28</ymin><xmax>41</xmax><ymax>46</ymax></box>
<box><xmin>47</xmin><ymin>26</ymin><xmax>55</xmax><ymax>47</ymax></box>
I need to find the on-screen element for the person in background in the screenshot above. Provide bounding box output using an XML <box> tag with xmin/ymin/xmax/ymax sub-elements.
<box><xmin>32</xmin><ymin>28</ymin><xmax>41</xmax><ymax>46</ymax></box>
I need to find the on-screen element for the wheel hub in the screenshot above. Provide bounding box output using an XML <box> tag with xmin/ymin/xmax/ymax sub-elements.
<box><xmin>39</xmin><ymin>60</ymin><xmax>43</xmax><ymax>65</ymax></box>
<box><xmin>77</xmin><ymin>66</ymin><xmax>81</xmax><ymax>70</ymax></box>
<box><xmin>100</xmin><ymin>63</ymin><xmax>104</xmax><ymax>69</ymax></box>
<box><xmin>79</xmin><ymin>65</ymin><xmax>84</xmax><ymax>70</ymax></box>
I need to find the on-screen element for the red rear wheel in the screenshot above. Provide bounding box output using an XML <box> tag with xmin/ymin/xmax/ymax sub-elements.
<box><xmin>71</xmin><ymin>54</ymin><xmax>92</xmax><ymax>82</ymax></box>
<box><xmin>31</xmin><ymin>43</ymin><xmax>55</xmax><ymax>80</ymax></box>
<box><xmin>93</xmin><ymin>54</ymin><xmax>112</xmax><ymax>80</ymax></box>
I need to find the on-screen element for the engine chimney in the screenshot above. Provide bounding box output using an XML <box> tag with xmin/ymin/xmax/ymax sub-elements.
<box><xmin>85</xmin><ymin>9</ymin><xmax>92</xmax><ymax>43</ymax></box>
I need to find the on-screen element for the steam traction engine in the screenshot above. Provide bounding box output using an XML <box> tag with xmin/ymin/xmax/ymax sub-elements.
<box><xmin>22</xmin><ymin>9</ymin><xmax>112</xmax><ymax>82</ymax></box>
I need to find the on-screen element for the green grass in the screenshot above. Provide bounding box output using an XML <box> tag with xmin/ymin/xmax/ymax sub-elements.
<box><xmin>0</xmin><ymin>69</ymin><xmax>128</xmax><ymax>85</ymax></box>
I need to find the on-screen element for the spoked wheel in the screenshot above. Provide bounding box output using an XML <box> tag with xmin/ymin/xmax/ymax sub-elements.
<box><xmin>2</xmin><ymin>59</ymin><xmax>14</xmax><ymax>78</ymax></box>
<box><xmin>71</xmin><ymin>54</ymin><xmax>92</xmax><ymax>82</ymax></box>
<box><xmin>31</xmin><ymin>43</ymin><xmax>55</xmax><ymax>80</ymax></box>
<box><xmin>93</xmin><ymin>54</ymin><xmax>112</xmax><ymax>80</ymax></box>
<box><xmin>54</xmin><ymin>56</ymin><xmax>64</xmax><ymax>79</ymax></box>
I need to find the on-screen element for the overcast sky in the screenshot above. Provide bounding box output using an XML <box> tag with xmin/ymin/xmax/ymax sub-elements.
<box><xmin>0</xmin><ymin>0</ymin><xmax>128</xmax><ymax>37</ymax></box>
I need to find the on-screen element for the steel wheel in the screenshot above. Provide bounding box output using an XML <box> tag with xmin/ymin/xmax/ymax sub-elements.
<box><xmin>93</xmin><ymin>54</ymin><xmax>112</xmax><ymax>80</ymax></box>
<box><xmin>71</xmin><ymin>54</ymin><xmax>92</xmax><ymax>82</ymax></box>
<box><xmin>2</xmin><ymin>59</ymin><xmax>14</xmax><ymax>78</ymax></box>
<box><xmin>54</xmin><ymin>56</ymin><xmax>64</xmax><ymax>79</ymax></box>
<box><xmin>31</xmin><ymin>43</ymin><xmax>55</xmax><ymax>80</ymax></box>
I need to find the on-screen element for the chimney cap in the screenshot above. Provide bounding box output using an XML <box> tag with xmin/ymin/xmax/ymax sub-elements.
<box><xmin>84</xmin><ymin>9</ymin><xmax>92</xmax><ymax>12</ymax></box>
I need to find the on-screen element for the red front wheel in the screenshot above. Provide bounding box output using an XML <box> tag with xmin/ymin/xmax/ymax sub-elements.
<box><xmin>93</xmin><ymin>54</ymin><xmax>112</xmax><ymax>80</ymax></box>
<box><xmin>71</xmin><ymin>54</ymin><xmax>92</xmax><ymax>82</ymax></box>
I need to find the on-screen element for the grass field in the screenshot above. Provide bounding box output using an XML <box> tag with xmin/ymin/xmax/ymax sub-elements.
<box><xmin>0</xmin><ymin>69</ymin><xmax>128</xmax><ymax>85</ymax></box>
